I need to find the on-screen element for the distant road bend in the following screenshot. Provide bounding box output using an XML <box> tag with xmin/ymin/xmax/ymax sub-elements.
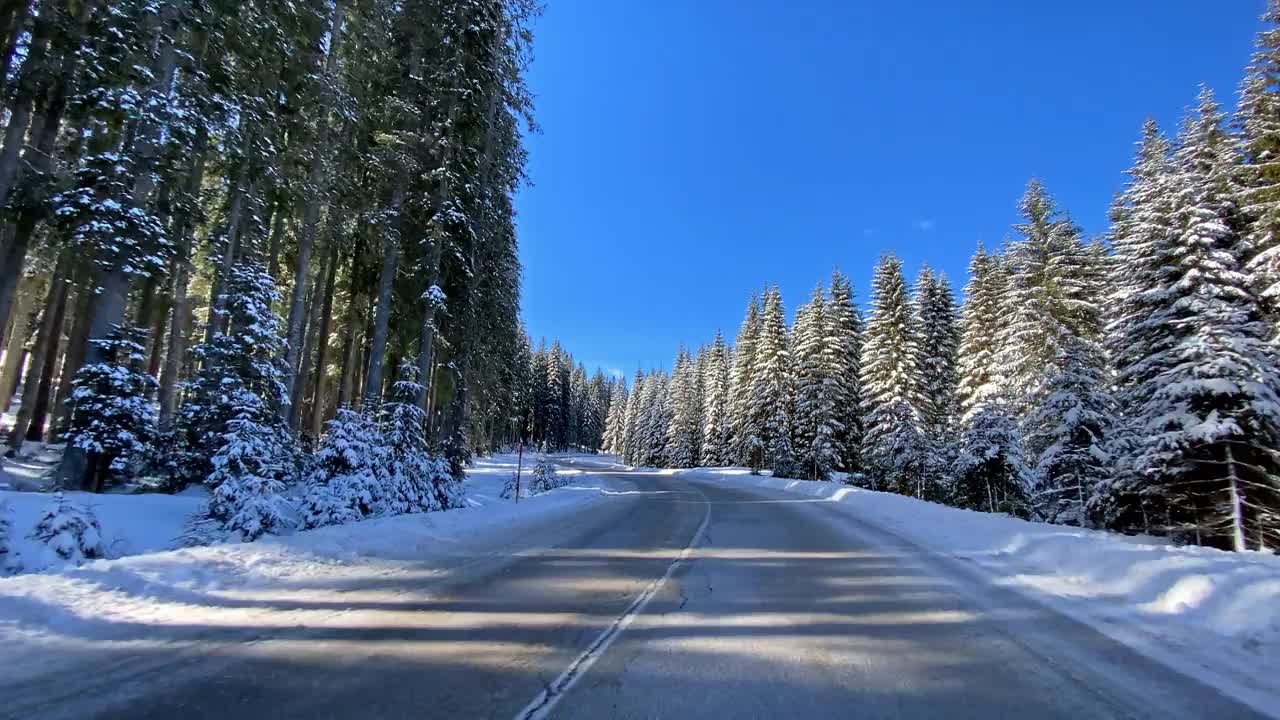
<box><xmin>7</xmin><ymin>458</ymin><xmax>1269</xmax><ymax>720</ymax></box>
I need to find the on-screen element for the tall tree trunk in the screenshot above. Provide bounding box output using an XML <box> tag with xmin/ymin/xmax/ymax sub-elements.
<box><xmin>309</xmin><ymin>243</ymin><xmax>339</xmax><ymax>438</ymax></box>
<box><xmin>288</xmin><ymin>256</ymin><xmax>325</xmax><ymax>429</ymax></box>
<box><xmin>24</xmin><ymin>280</ymin><xmax>69</xmax><ymax>443</ymax></box>
<box><xmin>7</xmin><ymin>257</ymin><xmax>67</xmax><ymax>455</ymax></box>
<box><xmin>0</xmin><ymin>3</ymin><xmax>51</xmax><ymax>211</ymax></box>
<box><xmin>362</xmin><ymin>186</ymin><xmax>402</xmax><ymax>406</ymax></box>
<box><xmin>0</xmin><ymin>0</ymin><xmax>31</xmax><ymax>105</ymax></box>
<box><xmin>0</xmin><ymin>275</ymin><xmax>37</xmax><ymax>414</ymax></box>
<box><xmin>158</xmin><ymin>129</ymin><xmax>208</xmax><ymax>427</ymax></box>
<box><xmin>265</xmin><ymin>197</ymin><xmax>287</xmax><ymax>281</ymax></box>
<box><xmin>336</xmin><ymin>290</ymin><xmax>361</xmax><ymax>410</ymax></box>
<box><xmin>48</xmin><ymin>277</ymin><xmax>93</xmax><ymax>441</ymax></box>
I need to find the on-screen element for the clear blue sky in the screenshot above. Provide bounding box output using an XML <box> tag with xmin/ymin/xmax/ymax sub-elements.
<box><xmin>515</xmin><ymin>0</ymin><xmax>1265</xmax><ymax>381</ymax></box>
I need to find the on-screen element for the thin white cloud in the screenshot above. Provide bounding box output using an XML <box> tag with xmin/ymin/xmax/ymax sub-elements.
<box><xmin>606</xmin><ymin>367</ymin><xmax>625</xmax><ymax>379</ymax></box>
<box><xmin>913</xmin><ymin>219</ymin><xmax>937</xmax><ymax>232</ymax></box>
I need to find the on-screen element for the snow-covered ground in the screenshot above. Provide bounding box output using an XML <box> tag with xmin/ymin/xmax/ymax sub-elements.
<box><xmin>0</xmin><ymin>453</ymin><xmax>614</xmax><ymax>686</ymax></box>
<box><xmin>666</xmin><ymin>465</ymin><xmax>1280</xmax><ymax>715</ymax></box>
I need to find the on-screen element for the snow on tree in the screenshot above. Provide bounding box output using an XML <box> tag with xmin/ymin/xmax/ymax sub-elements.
<box><xmin>861</xmin><ymin>253</ymin><xmax>927</xmax><ymax>489</ymax></box>
<box><xmin>747</xmin><ymin>286</ymin><xmax>795</xmax><ymax>474</ymax></box>
<box><xmin>29</xmin><ymin>492</ymin><xmax>105</xmax><ymax>566</ymax></box>
<box><xmin>621</xmin><ymin>370</ymin><xmax>645</xmax><ymax>464</ymax></box>
<box><xmin>501</xmin><ymin>456</ymin><xmax>569</xmax><ymax>498</ymax></box>
<box><xmin>602</xmin><ymin>380</ymin><xmax>629</xmax><ymax>455</ymax></box>
<box><xmin>792</xmin><ymin>287</ymin><xmax>840</xmax><ymax>480</ymax></box>
<box><xmin>994</xmin><ymin>180</ymin><xmax>1105</xmax><ymax>415</ymax></box>
<box><xmin>173</xmin><ymin>262</ymin><xmax>290</xmax><ymax>486</ymax></box>
<box><xmin>1023</xmin><ymin>337</ymin><xmax>1115</xmax><ymax>526</ymax></box>
<box><xmin>62</xmin><ymin>325</ymin><xmax>158</xmax><ymax>491</ymax></box>
<box><xmin>665</xmin><ymin>348</ymin><xmax>702</xmax><ymax>468</ymax></box>
<box><xmin>729</xmin><ymin>294</ymin><xmax>762</xmax><ymax>466</ymax></box>
<box><xmin>700</xmin><ymin>331</ymin><xmax>734</xmax><ymax>466</ymax></box>
<box><xmin>0</xmin><ymin>500</ymin><xmax>22</xmax><ymax>575</ymax></box>
<box><xmin>827</xmin><ymin>270</ymin><xmax>865</xmax><ymax>473</ymax></box>
<box><xmin>913</xmin><ymin>267</ymin><xmax>960</xmax><ymax>440</ymax></box>
<box><xmin>380</xmin><ymin>362</ymin><xmax>445</xmax><ymax>514</ymax></box>
<box><xmin>957</xmin><ymin>244</ymin><xmax>1010</xmax><ymax>421</ymax></box>
<box><xmin>952</xmin><ymin>406</ymin><xmax>1031</xmax><ymax>516</ymax></box>
<box><xmin>636</xmin><ymin>371</ymin><xmax>671</xmax><ymax>467</ymax></box>
<box><xmin>192</xmin><ymin>390</ymin><xmax>298</xmax><ymax>543</ymax></box>
<box><xmin>301</xmin><ymin>407</ymin><xmax>391</xmax><ymax>528</ymax></box>
<box><xmin>1118</xmin><ymin>88</ymin><xmax>1280</xmax><ymax>551</ymax></box>
<box><xmin>1236</xmin><ymin>3</ymin><xmax>1280</xmax><ymax>336</ymax></box>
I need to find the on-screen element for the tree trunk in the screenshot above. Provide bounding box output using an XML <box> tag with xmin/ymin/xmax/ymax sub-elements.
<box><xmin>0</xmin><ymin>1</ymin><xmax>31</xmax><ymax>100</ymax></box>
<box><xmin>288</xmin><ymin>256</ymin><xmax>325</xmax><ymax>429</ymax></box>
<box><xmin>336</xmin><ymin>290</ymin><xmax>361</xmax><ymax>411</ymax></box>
<box><xmin>0</xmin><ymin>275</ymin><xmax>37</xmax><ymax>414</ymax></box>
<box><xmin>23</xmin><ymin>279</ymin><xmax>69</xmax><ymax>443</ymax></box>
<box><xmin>7</xmin><ymin>257</ymin><xmax>68</xmax><ymax>455</ymax></box>
<box><xmin>47</xmin><ymin>277</ymin><xmax>93</xmax><ymax>441</ymax></box>
<box><xmin>309</xmin><ymin>243</ymin><xmax>339</xmax><ymax>438</ymax></box>
<box><xmin>362</xmin><ymin>185</ymin><xmax>402</xmax><ymax>406</ymax></box>
<box><xmin>1225</xmin><ymin>444</ymin><xmax>1246</xmax><ymax>553</ymax></box>
<box><xmin>0</xmin><ymin>3</ymin><xmax>51</xmax><ymax>211</ymax></box>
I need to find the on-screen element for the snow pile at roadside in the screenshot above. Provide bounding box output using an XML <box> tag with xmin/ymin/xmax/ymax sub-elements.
<box><xmin>677</xmin><ymin>467</ymin><xmax>1280</xmax><ymax>694</ymax></box>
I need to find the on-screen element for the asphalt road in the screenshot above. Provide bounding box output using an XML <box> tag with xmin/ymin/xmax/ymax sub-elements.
<box><xmin>8</xmin><ymin>465</ymin><xmax>1270</xmax><ymax>720</ymax></box>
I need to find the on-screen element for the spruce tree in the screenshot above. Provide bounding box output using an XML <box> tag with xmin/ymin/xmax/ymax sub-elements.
<box><xmin>664</xmin><ymin>348</ymin><xmax>701</xmax><ymax>468</ymax></box>
<box><xmin>729</xmin><ymin>294</ymin><xmax>762</xmax><ymax>465</ymax></box>
<box><xmin>200</xmin><ymin>390</ymin><xmax>298</xmax><ymax>542</ymax></box>
<box><xmin>952</xmin><ymin>406</ymin><xmax>1031</xmax><ymax>516</ymax></box>
<box><xmin>700</xmin><ymin>331</ymin><xmax>734</xmax><ymax>466</ymax></box>
<box><xmin>792</xmin><ymin>287</ymin><xmax>840</xmax><ymax>479</ymax></box>
<box><xmin>957</xmin><ymin>245</ymin><xmax>1009</xmax><ymax>421</ymax></box>
<box><xmin>861</xmin><ymin>254</ymin><xmax>927</xmax><ymax>492</ymax></box>
<box><xmin>1123</xmin><ymin>88</ymin><xmax>1280</xmax><ymax>551</ymax></box>
<box><xmin>827</xmin><ymin>270</ymin><xmax>865</xmax><ymax>473</ymax></box>
<box><xmin>748</xmin><ymin>286</ymin><xmax>795</xmax><ymax>475</ymax></box>
<box><xmin>1237</xmin><ymin>3</ymin><xmax>1280</xmax><ymax>336</ymax></box>
<box><xmin>914</xmin><ymin>267</ymin><xmax>960</xmax><ymax>440</ymax></box>
<box><xmin>29</xmin><ymin>492</ymin><xmax>105</xmax><ymax>566</ymax></box>
<box><xmin>302</xmin><ymin>407</ymin><xmax>391</xmax><ymax>528</ymax></box>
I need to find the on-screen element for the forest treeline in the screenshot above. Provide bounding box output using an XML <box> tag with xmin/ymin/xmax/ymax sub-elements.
<box><xmin>604</xmin><ymin>7</ymin><xmax>1280</xmax><ymax>553</ymax></box>
<box><xmin>0</xmin><ymin>0</ymin><xmax>629</xmax><ymax>539</ymax></box>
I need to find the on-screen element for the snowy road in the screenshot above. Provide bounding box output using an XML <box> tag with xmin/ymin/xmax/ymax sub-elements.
<box><xmin>5</xmin><ymin>464</ymin><xmax>1269</xmax><ymax>719</ymax></box>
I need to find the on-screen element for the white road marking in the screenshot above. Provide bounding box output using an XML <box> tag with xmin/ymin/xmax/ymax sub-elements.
<box><xmin>513</xmin><ymin>482</ymin><xmax>712</xmax><ymax>720</ymax></box>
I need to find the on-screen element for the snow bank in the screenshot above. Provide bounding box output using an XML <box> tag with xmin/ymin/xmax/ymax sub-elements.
<box><xmin>676</xmin><ymin>466</ymin><xmax>1280</xmax><ymax>712</ymax></box>
<box><xmin>0</xmin><ymin>454</ymin><xmax>611</xmax><ymax>685</ymax></box>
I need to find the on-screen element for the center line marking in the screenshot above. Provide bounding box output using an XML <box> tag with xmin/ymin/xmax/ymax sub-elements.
<box><xmin>513</xmin><ymin>482</ymin><xmax>712</xmax><ymax>720</ymax></box>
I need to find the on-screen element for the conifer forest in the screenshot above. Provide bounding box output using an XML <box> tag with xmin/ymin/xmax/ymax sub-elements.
<box><xmin>1</xmin><ymin>1</ymin><xmax>1279</xmax><ymax>556</ymax></box>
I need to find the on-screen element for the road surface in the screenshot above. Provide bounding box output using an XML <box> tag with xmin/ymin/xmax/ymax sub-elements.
<box><xmin>4</xmin><ymin>463</ymin><xmax>1268</xmax><ymax>719</ymax></box>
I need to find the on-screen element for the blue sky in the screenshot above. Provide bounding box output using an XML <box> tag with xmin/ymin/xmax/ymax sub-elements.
<box><xmin>515</xmin><ymin>1</ymin><xmax>1266</xmax><ymax>381</ymax></box>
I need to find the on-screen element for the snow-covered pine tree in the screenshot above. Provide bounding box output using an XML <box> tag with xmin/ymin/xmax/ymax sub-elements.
<box><xmin>792</xmin><ymin>287</ymin><xmax>841</xmax><ymax>480</ymax></box>
<box><xmin>1124</xmin><ymin>88</ymin><xmax>1280</xmax><ymax>551</ymax></box>
<box><xmin>995</xmin><ymin>181</ymin><xmax>1105</xmax><ymax>415</ymax></box>
<box><xmin>664</xmin><ymin>348</ymin><xmax>701</xmax><ymax>468</ymax></box>
<box><xmin>952</xmin><ymin>406</ymin><xmax>1031</xmax><ymax>516</ymax></box>
<box><xmin>957</xmin><ymin>245</ymin><xmax>1010</xmax><ymax>421</ymax></box>
<box><xmin>861</xmin><ymin>254</ymin><xmax>928</xmax><ymax>492</ymax></box>
<box><xmin>381</xmin><ymin>361</ymin><xmax>457</xmax><ymax>514</ymax></box>
<box><xmin>827</xmin><ymin>271</ymin><xmax>865</xmax><ymax>473</ymax></box>
<box><xmin>637</xmin><ymin>371</ymin><xmax>671</xmax><ymax>467</ymax></box>
<box><xmin>1096</xmin><ymin>121</ymin><xmax>1181</xmax><ymax>531</ymax></box>
<box><xmin>1237</xmin><ymin>3</ymin><xmax>1280</xmax><ymax>337</ymax></box>
<box><xmin>62</xmin><ymin>325</ymin><xmax>158</xmax><ymax>492</ymax></box>
<box><xmin>748</xmin><ymin>286</ymin><xmax>795</xmax><ymax>475</ymax></box>
<box><xmin>29</xmin><ymin>492</ymin><xmax>105</xmax><ymax>565</ymax></box>
<box><xmin>622</xmin><ymin>370</ymin><xmax>646</xmax><ymax>464</ymax></box>
<box><xmin>602</xmin><ymin>379</ymin><xmax>628</xmax><ymax>455</ymax></box>
<box><xmin>0</xmin><ymin>499</ymin><xmax>21</xmax><ymax>575</ymax></box>
<box><xmin>544</xmin><ymin>342</ymin><xmax>569</xmax><ymax>450</ymax></box>
<box><xmin>913</xmin><ymin>268</ymin><xmax>960</xmax><ymax>440</ymax></box>
<box><xmin>173</xmin><ymin>262</ymin><xmax>290</xmax><ymax>487</ymax></box>
<box><xmin>700</xmin><ymin>331</ymin><xmax>734</xmax><ymax>466</ymax></box>
<box><xmin>729</xmin><ymin>294</ymin><xmax>762</xmax><ymax>466</ymax></box>
<box><xmin>301</xmin><ymin>406</ymin><xmax>391</xmax><ymax>529</ymax></box>
<box><xmin>197</xmin><ymin>390</ymin><xmax>298</xmax><ymax>542</ymax></box>
<box><xmin>1023</xmin><ymin>336</ymin><xmax>1115</xmax><ymax>526</ymax></box>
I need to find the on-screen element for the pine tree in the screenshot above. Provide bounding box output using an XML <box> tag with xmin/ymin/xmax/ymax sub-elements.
<box><xmin>636</xmin><ymin>371</ymin><xmax>670</xmax><ymax>467</ymax></box>
<box><xmin>827</xmin><ymin>271</ymin><xmax>865</xmax><ymax>473</ymax></box>
<box><xmin>602</xmin><ymin>379</ymin><xmax>629</xmax><ymax>455</ymax></box>
<box><xmin>381</xmin><ymin>361</ymin><xmax>456</xmax><ymax>514</ymax></box>
<box><xmin>301</xmin><ymin>407</ymin><xmax>390</xmax><ymax>528</ymax></box>
<box><xmin>748</xmin><ymin>286</ymin><xmax>795</xmax><ymax>474</ymax></box>
<box><xmin>1024</xmin><ymin>336</ymin><xmax>1114</xmax><ymax>526</ymax></box>
<box><xmin>914</xmin><ymin>268</ymin><xmax>960</xmax><ymax>439</ymax></box>
<box><xmin>791</xmin><ymin>287</ymin><xmax>840</xmax><ymax>479</ymax></box>
<box><xmin>700</xmin><ymin>331</ymin><xmax>733</xmax><ymax>466</ymax></box>
<box><xmin>622</xmin><ymin>370</ymin><xmax>645</xmax><ymax>464</ymax></box>
<box><xmin>199</xmin><ymin>390</ymin><xmax>298</xmax><ymax>542</ymax></box>
<box><xmin>62</xmin><ymin>326</ymin><xmax>158</xmax><ymax>491</ymax></box>
<box><xmin>664</xmin><ymin>348</ymin><xmax>700</xmax><ymax>468</ymax></box>
<box><xmin>861</xmin><ymin>254</ymin><xmax>927</xmax><ymax>491</ymax></box>
<box><xmin>1122</xmin><ymin>88</ymin><xmax>1280</xmax><ymax>551</ymax></box>
<box><xmin>29</xmin><ymin>492</ymin><xmax>105</xmax><ymax>565</ymax></box>
<box><xmin>729</xmin><ymin>294</ymin><xmax>762</xmax><ymax>466</ymax></box>
<box><xmin>952</xmin><ymin>406</ymin><xmax>1031</xmax><ymax>516</ymax></box>
<box><xmin>995</xmin><ymin>181</ymin><xmax>1104</xmax><ymax>415</ymax></box>
<box><xmin>957</xmin><ymin>245</ymin><xmax>1010</xmax><ymax>421</ymax></box>
<box><xmin>1237</xmin><ymin>3</ymin><xmax>1280</xmax><ymax>336</ymax></box>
